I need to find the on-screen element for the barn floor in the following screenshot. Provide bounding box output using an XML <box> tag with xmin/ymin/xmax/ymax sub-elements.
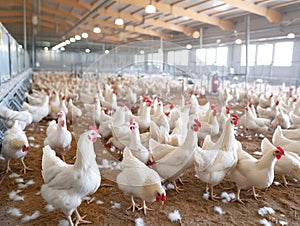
<box><xmin>0</xmin><ymin>95</ymin><xmax>300</xmax><ymax>226</ymax></box>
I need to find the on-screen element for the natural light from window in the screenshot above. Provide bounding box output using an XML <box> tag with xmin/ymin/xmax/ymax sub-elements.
<box><xmin>274</xmin><ymin>42</ymin><xmax>294</xmax><ymax>66</ymax></box>
<box><xmin>257</xmin><ymin>44</ymin><xmax>273</xmax><ymax>65</ymax></box>
<box><xmin>241</xmin><ymin>44</ymin><xmax>256</xmax><ymax>66</ymax></box>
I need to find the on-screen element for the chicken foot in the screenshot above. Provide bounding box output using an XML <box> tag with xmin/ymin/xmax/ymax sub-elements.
<box><xmin>74</xmin><ymin>209</ymin><xmax>91</xmax><ymax>226</ymax></box>
<box><xmin>138</xmin><ymin>200</ymin><xmax>153</xmax><ymax>215</ymax></box>
<box><xmin>173</xmin><ymin>180</ymin><xmax>184</xmax><ymax>193</ymax></box>
<box><xmin>20</xmin><ymin>158</ymin><xmax>32</xmax><ymax>174</ymax></box>
<box><xmin>234</xmin><ymin>188</ymin><xmax>245</xmax><ymax>205</ymax></box>
<box><xmin>127</xmin><ymin>196</ymin><xmax>140</xmax><ymax>212</ymax></box>
<box><xmin>252</xmin><ymin>187</ymin><xmax>262</xmax><ymax>201</ymax></box>
<box><xmin>209</xmin><ymin>185</ymin><xmax>222</xmax><ymax>201</ymax></box>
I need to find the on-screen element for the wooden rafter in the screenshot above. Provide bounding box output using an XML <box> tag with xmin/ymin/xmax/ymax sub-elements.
<box><xmin>119</xmin><ymin>0</ymin><xmax>235</xmax><ymax>31</ymax></box>
<box><xmin>222</xmin><ymin>0</ymin><xmax>282</xmax><ymax>23</ymax></box>
<box><xmin>93</xmin><ymin>8</ymin><xmax>197</xmax><ymax>36</ymax></box>
<box><xmin>50</xmin><ymin>0</ymin><xmax>90</xmax><ymax>11</ymax></box>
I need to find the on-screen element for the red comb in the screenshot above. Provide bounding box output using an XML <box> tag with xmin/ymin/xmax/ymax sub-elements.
<box><xmin>194</xmin><ymin>119</ymin><xmax>201</xmax><ymax>127</ymax></box>
<box><xmin>89</xmin><ymin>126</ymin><xmax>99</xmax><ymax>134</ymax></box>
<box><xmin>276</xmin><ymin>100</ymin><xmax>279</xmax><ymax>106</ymax></box>
<box><xmin>211</xmin><ymin>104</ymin><xmax>216</xmax><ymax>110</ymax></box>
<box><xmin>249</xmin><ymin>102</ymin><xmax>253</xmax><ymax>107</ymax></box>
<box><xmin>231</xmin><ymin>114</ymin><xmax>239</xmax><ymax>120</ymax></box>
<box><xmin>226</xmin><ymin>106</ymin><xmax>230</xmax><ymax>110</ymax></box>
<box><xmin>162</xmin><ymin>193</ymin><xmax>166</xmax><ymax>201</ymax></box>
<box><xmin>276</xmin><ymin>145</ymin><xmax>285</xmax><ymax>154</ymax></box>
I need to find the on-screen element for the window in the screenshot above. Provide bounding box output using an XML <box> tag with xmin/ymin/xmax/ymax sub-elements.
<box><xmin>196</xmin><ymin>48</ymin><xmax>206</xmax><ymax>65</ymax></box>
<box><xmin>174</xmin><ymin>50</ymin><xmax>188</xmax><ymax>66</ymax></box>
<box><xmin>134</xmin><ymin>54</ymin><xmax>144</xmax><ymax>63</ymax></box>
<box><xmin>167</xmin><ymin>51</ymin><xmax>174</xmax><ymax>64</ymax></box>
<box><xmin>257</xmin><ymin>44</ymin><xmax>273</xmax><ymax>65</ymax></box>
<box><xmin>274</xmin><ymin>42</ymin><xmax>294</xmax><ymax>66</ymax></box>
<box><xmin>241</xmin><ymin>44</ymin><xmax>256</xmax><ymax>66</ymax></box>
<box><xmin>216</xmin><ymin>47</ymin><xmax>228</xmax><ymax>66</ymax></box>
<box><xmin>206</xmin><ymin>48</ymin><xmax>216</xmax><ymax>65</ymax></box>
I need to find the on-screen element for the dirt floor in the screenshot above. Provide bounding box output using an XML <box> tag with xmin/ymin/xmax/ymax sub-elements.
<box><xmin>0</xmin><ymin>95</ymin><xmax>300</xmax><ymax>226</ymax></box>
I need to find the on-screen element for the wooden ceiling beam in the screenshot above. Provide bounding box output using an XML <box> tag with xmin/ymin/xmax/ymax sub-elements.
<box><xmin>50</xmin><ymin>0</ymin><xmax>90</xmax><ymax>11</ymax></box>
<box><xmin>95</xmin><ymin>8</ymin><xmax>197</xmax><ymax>36</ymax></box>
<box><xmin>221</xmin><ymin>0</ymin><xmax>282</xmax><ymax>23</ymax></box>
<box><xmin>41</xmin><ymin>5</ymin><xmax>81</xmax><ymax>20</ymax></box>
<box><xmin>119</xmin><ymin>0</ymin><xmax>234</xmax><ymax>31</ymax></box>
<box><xmin>146</xmin><ymin>18</ymin><xmax>195</xmax><ymax>36</ymax></box>
<box><xmin>86</xmin><ymin>17</ymin><xmax>171</xmax><ymax>40</ymax></box>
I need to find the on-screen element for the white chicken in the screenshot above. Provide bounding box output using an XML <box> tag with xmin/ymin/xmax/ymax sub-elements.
<box><xmin>22</xmin><ymin>90</ymin><xmax>50</xmax><ymax>123</ymax></box>
<box><xmin>197</xmin><ymin>108</ymin><xmax>219</xmax><ymax>140</ymax></box>
<box><xmin>279</xmin><ymin>126</ymin><xmax>300</xmax><ymax>140</ymax></box>
<box><xmin>117</xmin><ymin>147</ymin><xmax>166</xmax><ymax>215</ymax></box>
<box><xmin>270</xmin><ymin>108</ymin><xmax>291</xmax><ymax>130</ymax></box>
<box><xmin>0</xmin><ymin>105</ymin><xmax>32</xmax><ymax>130</ymax></box>
<box><xmin>241</xmin><ymin>105</ymin><xmax>270</xmax><ymax>136</ymax></box>
<box><xmin>272</xmin><ymin>126</ymin><xmax>300</xmax><ymax>155</ymax></box>
<box><xmin>261</xmin><ymin>137</ymin><xmax>300</xmax><ymax>187</ymax></box>
<box><xmin>66</xmin><ymin>98</ymin><xmax>82</xmax><ymax>123</ymax></box>
<box><xmin>194</xmin><ymin>114</ymin><xmax>239</xmax><ymax>200</ymax></box>
<box><xmin>41</xmin><ymin>127</ymin><xmax>101</xmax><ymax>226</ymax></box>
<box><xmin>257</xmin><ymin>100</ymin><xmax>279</xmax><ymax>120</ymax></box>
<box><xmin>44</xmin><ymin>110</ymin><xmax>72</xmax><ymax>161</ymax></box>
<box><xmin>131</xmin><ymin>98</ymin><xmax>152</xmax><ymax>132</ymax></box>
<box><xmin>1</xmin><ymin>121</ymin><xmax>30</xmax><ymax>173</ymax></box>
<box><xmin>152</xmin><ymin>119</ymin><xmax>201</xmax><ymax>192</ymax></box>
<box><xmin>228</xmin><ymin>139</ymin><xmax>285</xmax><ymax>203</ymax></box>
<box><xmin>128</xmin><ymin>118</ymin><xmax>153</xmax><ymax>165</ymax></box>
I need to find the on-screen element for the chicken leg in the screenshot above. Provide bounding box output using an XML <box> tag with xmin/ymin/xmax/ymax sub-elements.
<box><xmin>20</xmin><ymin>158</ymin><xmax>32</xmax><ymax>174</ymax></box>
<box><xmin>209</xmin><ymin>185</ymin><xmax>222</xmax><ymax>201</ymax></box>
<box><xmin>127</xmin><ymin>196</ymin><xmax>140</xmax><ymax>212</ymax></box>
<box><xmin>235</xmin><ymin>188</ymin><xmax>245</xmax><ymax>204</ymax></box>
<box><xmin>74</xmin><ymin>209</ymin><xmax>91</xmax><ymax>226</ymax></box>
<box><xmin>138</xmin><ymin>200</ymin><xmax>153</xmax><ymax>215</ymax></box>
<box><xmin>252</xmin><ymin>187</ymin><xmax>261</xmax><ymax>201</ymax></box>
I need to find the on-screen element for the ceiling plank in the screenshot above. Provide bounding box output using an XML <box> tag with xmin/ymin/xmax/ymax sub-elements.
<box><xmin>51</xmin><ymin>0</ymin><xmax>90</xmax><ymax>11</ymax></box>
<box><xmin>119</xmin><ymin>0</ymin><xmax>235</xmax><ymax>31</ymax></box>
<box><xmin>42</xmin><ymin>5</ymin><xmax>81</xmax><ymax>20</ymax></box>
<box><xmin>125</xmin><ymin>25</ymin><xmax>171</xmax><ymax>40</ymax></box>
<box><xmin>93</xmin><ymin>8</ymin><xmax>197</xmax><ymax>36</ymax></box>
<box><xmin>222</xmin><ymin>0</ymin><xmax>282</xmax><ymax>23</ymax></box>
<box><xmin>85</xmin><ymin>17</ymin><xmax>171</xmax><ymax>40</ymax></box>
<box><xmin>146</xmin><ymin>18</ymin><xmax>195</xmax><ymax>36</ymax></box>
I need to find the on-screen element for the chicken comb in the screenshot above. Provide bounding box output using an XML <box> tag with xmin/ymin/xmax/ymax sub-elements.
<box><xmin>162</xmin><ymin>193</ymin><xmax>166</xmax><ymax>202</ymax></box>
<box><xmin>294</xmin><ymin>98</ymin><xmax>297</xmax><ymax>102</ymax></box>
<box><xmin>211</xmin><ymin>104</ymin><xmax>216</xmax><ymax>110</ymax></box>
<box><xmin>89</xmin><ymin>126</ymin><xmax>99</xmax><ymax>134</ymax></box>
<box><xmin>276</xmin><ymin>145</ymin><xmax>285</xmax><ymax>154</ymax></box>
<box><xmin>169</xmin><ymin>102</ymin><xmax>174</xmax><ymax>109</ymax></box>
<box><xmin>275</xmin><ymin>100</ymin><xmax>279</xmax><ymax>106</ymax></box>
<box><xmin>194</xmin><ymin>119</ymin><xmax>201</xmax><ymax>128</ymax></box>
<box><xmin>231</xmin><ymin>114</ymin><xmax>239</xmax><ymax>120</ymax></box>
<box><xmin>249</xmin><ymin>102</ymin><xmax>253</xmax><ymax>107</ymax></box>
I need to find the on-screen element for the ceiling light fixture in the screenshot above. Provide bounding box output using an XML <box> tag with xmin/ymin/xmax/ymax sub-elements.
<box><xmin>235</xmin><ymin>38</ymin><xmax>242</xmax><ymax>44</ymax></box>
<box><xmin>115</xmin><ymin>0</ymin><xmax>124</xmax><ymax>26</ymax></box>
<box><xmin>65</xmin><ymin>40</ymin><xmax>70</xmax><ymax>45</ymax></box>
<box><xmin>145</xmin><ymin>0</ymin><xmax>156</xmax><ymax>14</ymax></box>
<box><xmin>70</xmin><ymin>37</ymin><xmax>76</xmax><ymax>42</ymax></box>
<box><xmin>75</xmin><ymin>35</ymin><xmax>81</xmax><ymax>40</ymax></box>
<box><xmin>60</xmin><ymin>47</ymin><xmax>65</xmax><ymax>51</ymax></box>
<box><xmin>44</xmin><ymin>47</ymin><xmax>49</xmax><ymax>51</ymax></box>
<box><xmin>186</xmin><ymin>44</ymin><xmax>192</xmax><ymax>49</ymax></box>
<box><xmin>85</xmin><ymin>48</ymin><xmax>90</xmax><ymax>53</ymax></box>
<box><xmin>93</xmin><ymin>27</ymin><xmax>101</xmax><ymax>33</ymax></box>
<box><xmin>105</xmin><ymin>50</ymin><xmax>109</xmax><ymax>54</ymax></box>
<box><xmin>115</xmin><ymin>18</ymin><xmax>124</xmax><ymax>26</ymax></box>
<box><xmin>81</xmin><ymin>32</ymin><xmax>88</xmax><ymax>38</ymax></box>
<box><xmin>287</xmin><ymin>32</ymin><xmax>295</xmax><ymax>39</ymax></box>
